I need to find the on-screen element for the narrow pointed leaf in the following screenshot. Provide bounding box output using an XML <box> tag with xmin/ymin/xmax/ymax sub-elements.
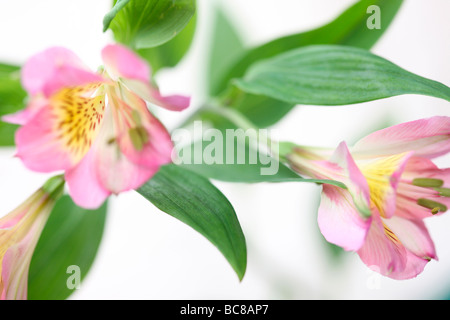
<box><xmin>215</xmin><ymin>0</ymin><xmax>403</xmax><ymax>127</ymax></box>
<box><xmin>137</xmin><ymin>164</ymin><xmax>247</xmax><ymax>280</ymax></box>
<box><xmin>28</xmin><ymin>196</ymin><xmax>108</xmax><ymax>300</ymax></box>
<box><xmin>216</xmin><ymin>0</ymin><xmax>403</xmax><ymax>94</ymax></box>
<box><xmin>235</xmin><ymin>45</ymin><xmax>450</xmax><ymax>105</ymax></box>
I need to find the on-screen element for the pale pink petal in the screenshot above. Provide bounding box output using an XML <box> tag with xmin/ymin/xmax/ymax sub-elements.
<box><xmin>352</xmin><ymin>116</ymin><xmax>450</xmax><ymax>159</ymax></box>
<box><xmin>1</xmin><ymin>210</ymin><xmax>49</xmax><ymax>300</ymax></box>
<box><xmin>357</xmin><ymin>215</ymin><xmax>430</xmax><ymax>280</ymax></box>
<box><xmin>357</xmin><ymin>215</ymin><xmax>407</xmax><ymax>278</ymax></box>
<box><xmin>121</xmin><ymin>78</ymin><xmax>191</xmax><ymax>112</ymax></box>
<box><xmin>318</xmin><ymin>185</ymin><xmax>371</xmax><ymax>251</ymax></box>
<box><xmin>384</xmin><ymin>216</ymin><xmax>437</xmax><ymax>261</ymax></box>
<box><xmin>148</xmin><ymin>90</ymin><xmax>191</xmax><ymax>112</ymax></box>
<box><xmin>102</xmin><ymin>44</ymin><xmax>150</xmax><ymax>83</ymax></box>
<box><xmin>403</xmin><ymin>156</ymin><xmax>450</xmax><ymax>185</ymax></box>
<box><xmin>329</xmin><ymin>141</ymin><xmax>371</xmax><ymax>217</ymax></box>
<box><xmin>21</xmin><ymin>46</ymin><xmax>89</xmax><ymax>95</ymax></box>
<box><xmin>115</xmin><ymin>89</ymin><xmax>173</xmax><ymax>167</ymax></box>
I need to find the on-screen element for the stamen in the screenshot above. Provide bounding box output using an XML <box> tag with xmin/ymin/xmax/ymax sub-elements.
<box><xmin>129</xmin><ymin>126</ymin><xmax>149</xmax><ymax>151</ymax></box>
<box><xmin>434</xmin><ymin>187</ymin><xmax>450</xmax><ymax>198</ymax></box>
<box><xmin>417</xmin><ymin>198</ymin><xmax>448</xmax><ymax>214</ymax></box>
<box><xmin>412</xmin><ymin>178</ymin><xmax>444</xmax><ymax>188</ymax></box>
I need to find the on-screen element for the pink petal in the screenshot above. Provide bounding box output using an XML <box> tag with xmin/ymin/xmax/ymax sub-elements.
<box><xmin>318</xmin><ymin>185</ymin><xmax>372</xmax><ymax>251</ymax></box>
<box><xmin>65</xmin><ymin>145</ymin><xmax>111</xmax><ymax>210</ymax></box>
<box><xmin>15</xmin><ymin>107</ymin><xmax>74</xmax><ymax>172</ymax></box>
<box><xmin>330</xmin><ymin>141</ymin><xmax>371</xmax><ymax>217</ymax></box>
<box><xmin>101</xmin><ymin>44</ymin><xmax>190</xmax><ymax>112</ymax></box>
<box><xmin>2</xmin><ymin>96</ymin><xmax>48</xmax><ymax>126</ymax></box>
<box><xmin>102</xmin><ymin>44</ymin><xmax>150</xmax><ymax>83</ymax></box>
<box><xmin>148</xmin><ymin>90</ymin><xmax>191</xmax><ymax>112</ymax></box>
<box><xmin>21</xmin><ymin>46</ymin><xmax>91</xmax><ymax>95</ymax></box>
<box><xmin>352</xmin><ymin>116</ymin><xmax>450</xmax><ymax>159</ymax></box>
<box><xmin>121</xmin><ymin>78</ymin><xmax>191</xmax><ymax>112</ymax></box>
<box><xmin>41</xmin><ymin>65</ymin><xmax>104</xmax><ymax>98</ymax></box>
<box><xmin>357</xmin><ymin>215</ymin><xmax>430</xmax><ymax>280</ymax></box>
<box><xmin>66</xmin><ymin>108</ymin><xmax>167</xmax><ymax>209</ymax></box>
<box><xmin>384</xmin><ymin>216</ymin><xmax>437</xmax><ymax>261</ymax></box>
<box><xmin>115</xmin><ymin>88</ymin><xmax>173</xmax><ymax>167</ymax></box>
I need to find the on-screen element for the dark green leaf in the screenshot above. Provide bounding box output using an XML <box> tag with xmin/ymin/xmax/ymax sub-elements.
<box><xmin>0</xmin><ymin>63</ymin><xmax>26</xmax><ymax>146</ymax></box>
<box><xmin>106</xmin><ymin>0</ymin><xmax>196</xmax><ymax>49</ymax></box>
<box><xmin>137</xmin><ymin>164</ymin><xmax>247</xmax><ymax>280</ymax></box>
<box><xmin>138</xmin><ymin>12</ymin><xmax>197</xmax><ymax>74</ymax></box>
<box><xmin>235</xmin><ymin>45</ymin><xmax>450</xmax><ymax>105</ymax></box>
<box><xmin>28</xmin><ymin>196</ymin><xmax>108</xmax><ymax>300</ymax></box>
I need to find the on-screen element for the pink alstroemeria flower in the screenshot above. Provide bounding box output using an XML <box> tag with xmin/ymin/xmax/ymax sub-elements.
<box><xmin>0</xmin><ymin>176</ymin><xmax>64</xmax><ymax>300</ymax></box>
<box><xmin>287</xmin><ymin>116</ymin><xmax>450</xmax><ymax>279</ymax></box>
<box><xmin>4</xmin><ymin>44</ymin><xmax>190</xmax><ymax>209</ymax></box>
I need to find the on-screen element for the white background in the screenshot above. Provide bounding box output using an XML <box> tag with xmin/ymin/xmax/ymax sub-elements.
<box><xmin>0</xmin><ymin>0</ymin><xmax>449</xmax><ymax>299</ymax></box>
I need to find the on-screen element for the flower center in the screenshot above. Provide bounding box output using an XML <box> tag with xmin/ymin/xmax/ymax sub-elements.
<box><xmin>51</xmin><ymin>83</ymin><xmax>106</xmax><ymax>162</ymax></box>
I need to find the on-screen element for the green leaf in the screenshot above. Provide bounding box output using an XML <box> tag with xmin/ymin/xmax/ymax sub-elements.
<box><xmin>28</xmin><ymin>196</ymin><xmax>108</xmax><ymax>300</ymax></box>
<box><xmin>103</xmin><ymin>0</ymin><xmax>131</xmax><ymax>32</ymax></box>
<box><xmin>212</xmin><ymin>0</ymin><xmax>403</xmax><ymax>128</ymax></box>
<box><xmin>175</xmin><ymin>112</ymin><xmax>346</xmax><ymax>188</ymax></box>
<box><xmin>138</xmin><ymin>11</ymin><xmax>197</xmax><ymax>74</ymax></box>
<box><xmin>217</xmin><ymin>0</ymin><xmax>403</xmax><ymax>93</ymax></box>
<box><xmin>206</xmin><ymin>5</ymin><xmax>245</xmax><ymax>97</ymax></box>
<box><xmin>137</xmin><ymin>164</ymin><xmax>247</xmax><ymax>280</ymax></box>
<box><xmin>0</xmin><ymin>63</ymin><xmax>26</xmax><ymax>146</ymax></box>
<box><xmin>106</xmin><ymin>0</ymin><xmax>196</xmax><ymax>49</ymax></box>
<box><xmin>219</xmin><ymin>87</ymin><xmax>295</xmax><ymax>128</ymax></box>
<box><xmin>235</xmin><ymin>45</ymin><xmax>450</xmax><ymax>105</ymax></box>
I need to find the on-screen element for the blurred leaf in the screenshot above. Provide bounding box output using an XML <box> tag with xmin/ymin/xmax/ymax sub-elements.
<box><xmin>175</xmin><ymin>112</ymin><xmax>346</xmax><ymax>188</ymax></box>
<box><xmin>220</xmin><ymin>87</ymin><xmax>295</xmax><ymax>128</ymax></box>
<box><xmin>213</xmin><ymin>0</ymin><xmax>403</xmax><ymax>128</ymax></box>
<box><xmin>137</xmin><ymin>164</ymin><xmax>247</xmax><ymax>280</ymax></box>
<box><xmin>106</xmin><ymin>0</ymin><xmax>196</xmax><ymax>49</ymax></box>
<box><xmin>0</xmin><ymin>63</ymin><xmax>26</xmax><ymax>146</ymax></box>
<box><xmin>235</xmin><ymin>45</ymin><xmax>450</xmax><ymax>105</ymax></box>
<box><xmin>28</xmin><ymin>196</ymin><xmax>108</xmax><ymax>300</ymax></box>
<box><xmin>206</xmin><ymin>5</ymin><xmax>245</xmax><ymax>96</ymax></box>
<box><xmin>138</xmin><ymin>12</ymin><xmax>197</xmax><ymax>74</ymax></box>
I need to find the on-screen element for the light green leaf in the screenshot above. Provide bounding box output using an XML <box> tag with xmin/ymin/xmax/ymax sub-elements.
<box><xmin>235</xmin><ymin>45</ymin><xmax>450</xmax><ymax>105</ymax></box>
<box><xmin>137</xmin><ymin>164</ymin><xmax>247</xmax><ymax>280</ymax></box>
<box><xmin>212</xmin><ymin>0</ymin><xmax>403</xmax><ymax>128</ymax></box>
<box><xmin>106</xmin><ymin>0</ymin><xmax>196</xmax><ymax>49</ymax></box>
<box><xmin>216</xmin><ymin>0</ymin><xmax>403</xmax><ymax>93</ymax></box>
<box><xmin>175</xmin><ymin>111</ymin><xmax>346</xmax><ymax>188</ymax></box>
<box><xmin>0</xmin><ymin>63</ymin><xmax>26</xmax><ymax>146</ymax></box>
<box><xmin>138</xmin><ymin>11</ymin><xmax>197</xmax><ymax>74</ymax></box>
<box><xmin>206</xmin><ymin>5</ymin><xmax>245</xmax><ymax>96</ymax></box>
<box><xmin>28</xmin><ymin>196</ymin><xmax>108</xmax><ymax>300</ymax></box>
<box><xmin>103</xmin><ymin>0</ymin><xmax>130</xmax><ymax>32</ymax></box>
